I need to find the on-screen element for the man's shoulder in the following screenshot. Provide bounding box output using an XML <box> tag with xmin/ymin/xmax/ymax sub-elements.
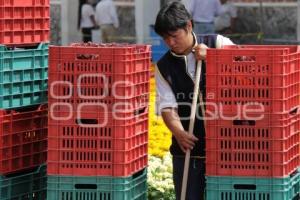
<box><xmin>157</xmin><ymin>51</ymin><xmax>172</xmax><ymax>68</ymax></box>
<box><xmin>196</xmin><ymin>34</ymin><xmax>218</xmax><ymax>48</ymax></box>
<box><xmin>156</xmin><ymin>51</ymin><xmax>172</xmax><ymax>71</ymax></box>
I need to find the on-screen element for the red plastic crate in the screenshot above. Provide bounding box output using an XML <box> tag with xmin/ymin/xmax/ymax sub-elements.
<box><xmin>206</xmin><ymin>113</ymin><xmax>300</xmax><ymax>177</ymax></box>
<box><xmin>49</xmin><ymin>44</ymin><xmax>151</xmax><ymax>74</ymax></box>
<box><xmin>49</xmin><ymin>44</ymin><xmax>151</xmax><ymax>108</ymax></box>
<box><xmin>48</xmin><ymin>44</ymin><xmax>150</xmax><ymax>176</ymax></box>
<box><xmin>0</xmin><ymin>0</ymin><xmax>50</xmax><ymax>46</ymax></box>
<box><xmin>0</xmin><ymin>104</ymin><xmax>47</xmax><ymax>175</ymax></box>
<box><xmin>47</xmin><ymin>113</ymin><xmax>148</xmax><ymax>176</ymax></box>
<box><xmin>206</xmin><ymin>45</ymin><xmax>300</xmax><ymax>114</ymax></box>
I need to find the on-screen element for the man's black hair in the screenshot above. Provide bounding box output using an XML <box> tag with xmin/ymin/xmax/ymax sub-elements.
<box><xmin>154</xmin><ymin>1</ymin><xmax>193</xmax><ymax>37</ymax></box>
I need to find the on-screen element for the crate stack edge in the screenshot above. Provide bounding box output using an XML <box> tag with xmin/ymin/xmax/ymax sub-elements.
<box><xmin>47</xmin><ymin>43</ymin><xmax>151</xmax><ymax>200</ymax></box>
<box><xmin>0</xmin><ymin>0</ymin><xmax>50</xmax><ymax>199</ymax></box>
<box><xmin>205</xmin><ymin>45</ymin><xmax>300</xmax><ymax>200</ymax></box>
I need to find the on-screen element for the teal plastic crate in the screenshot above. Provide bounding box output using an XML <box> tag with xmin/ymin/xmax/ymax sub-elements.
<box><xmin>0</xmin><ymin>164</ymin><xmax>47</xmax><ymax>200</ymax></box>
<box><xmin>47</xmin><ymin>168</ymin><xmax>147</xmax><ymax>200</ymax></box>
<box><xmin>206</xmin><ymin>170</ymin><xmax>300</xmax><ymax>200</ymax></box>
<box><xmin>0</xmin><ymin>43</ymin><xmax>48</xmax><ymax>109</ymax></box>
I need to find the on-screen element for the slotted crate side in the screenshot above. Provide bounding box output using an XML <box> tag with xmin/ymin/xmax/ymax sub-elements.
<box><xmin>49</xmin><ymin>45</ymin><xmax>151</xmax><ymax>74</ymax></box>
<box><xmin>47</xmin><ymin>150</ymin><xmax>147</xmax><ymax>177</ymax></box>
<box><xmin>206</xmin><ymin>80</ymin><xmax>299</xmax><ymax>114</ymax></box>
<box><xmin>48</xmin><ymin>130</ymin><xmax>147</xmax><ymax>153</ymax></box>
<box><xmin>206</xmin><ymin>114</ymin><xmax>300</xmax><ymax>177</ymax></box>
<box><xmin>0</xmin><ymin>164</ymin><xmax>47</xmax><ymax>200</ymax></box>
<box><xmin>0</xmin><ymin>104</ymin><xmax>47</xmax><ymax>175</ymax></box>
<box><xmin>0</xmin><ymin>0</ymin><xmax>50</xmax><ymax>46</ymax></box>
<box><xmin>0</xmin><ymin>43</ymin><xmax>48</xmax><ymax>109</ymax></box>
<box><xmin>47</xmin><ymin>125</ymin><xmax>148</xmax><ymax>176</ymax></box>
<box><xmin>48</xmin><ymin>93</ymin><xmax>149</xmax><ymax>115</ymax></box>
<box><xmin>206</xmin><ymin>146</ymin><xmax>299</xmax><ymax>177</ymax></box>
<box><xmin>0</xmin><ymin>43</ymin><xmax>49</xmax><ymax>71</ymax></box>
<box><xmin>48</xmin><ymin>72</ymin><xmax>150</xmax><ymax>106</ymax></box>
<box><xmin>206</xmin><ymin>111</ymin><xmax>300</xmax><ymax>138</ymax></box>
<box><xmin>1</xmin><ymin>91</ymin><xmax>47</xmax><ymax>109</ymax></box>
<box><xmin>48</xmin><ymin>110</ymin><xmax>148</xmax><ymax>138</ymax></box>
<box><xmin>206</xmin><ymin>170</ymin><xmax>300</xmax><ymax>200</ymax></box>
<box><xmin>206</xmin><ymin>45</ymin><xmax>300</xmax><ymax>114</ymax></box>
<box><xmin>47</xmin><ymin>168</ymin><xmax>147</xmax><ymax>200</ymax></box>
<box><xmin>49</xmin><ymin>104</ymin><xmax>148</xmax><ymax>127</ymax></box>
<box><xmin>0</xmin><ymin>0</ymin><xmax>49</xmax><ymax>6</ymax></box>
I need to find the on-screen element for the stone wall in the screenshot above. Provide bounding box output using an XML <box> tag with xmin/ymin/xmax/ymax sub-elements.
<box><xmin>233</xmin><ymin>5</ymin><xmax>297</xmax><ymax>44</ymax></box>
<box><xmin>50</xmin><ymin>3</ymin><xmax>62</xmax><ymax>45</ymax></box>
<box><xmin>115</xmin><ymin>6</ymin><xmax>136</xmax><ymax>43</ymax></box>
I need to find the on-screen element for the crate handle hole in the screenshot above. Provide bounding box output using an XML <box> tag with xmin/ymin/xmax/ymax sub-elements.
<box><xmin>233</xmin><ymin>56</ymin><xmax>256</xmax><ymax>62</ymax></box>
<box><xmin>75</xmin><ymin>184</ymin><xmax>97</xmax><ymax>190</ymax></box>
<box><xmin>134</xmin><ymin>107</ymin><xmax>146</xmax><ymax>116</ymax></box>
<box><xmin>290</xmin><ymin>169</ymin><xmax>299</xmax><ymax>178</ymax></box>
<box><xmin>292</xmin><ymin>194</ymin><xmax>300</xmax><ymax>200</ymax></box>
<box><xmin>233</xmin><ymin>120</ymin><xmax>255</xmax><ymax>126</ymax></box>
<box><xmin>233</xmin><ymin>184</ymin><xmax>256</xmax><ymax>190</ymax></box>
<box><xmin>132</xmin><ymin>168</ymin><xmax>146</xmax><ymax>179</ymax></box>
<box><xmin>76</xmin><ymin>119</ymin><xmax>98</xmax><ymax>124</ymax></box>
<box><xmin>289</xmin><ymin>107</ymin><xmax>298</xmax><ymax>115</ymax></box>
<box><xmin>76</xmin><ymin>54</ymin><xmax>99</xmax><ymax>60</ymax></box>
<box><xmin>13</xmin><ymin>105</ymin><xmax>40</xmax><ymax>113</ymax></box>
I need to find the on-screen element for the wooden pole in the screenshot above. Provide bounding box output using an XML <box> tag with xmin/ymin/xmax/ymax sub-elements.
<box><xmin>180</xmin><ymin>60</ymin><xmax>202</xmax><ymax>200</ymax></box>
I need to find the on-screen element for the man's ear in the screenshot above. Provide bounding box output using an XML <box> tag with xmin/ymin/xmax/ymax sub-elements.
<box><xmin>186</xmin><ymin>20</ymin><xmax>193</xmax><ymax>32</ymax></box>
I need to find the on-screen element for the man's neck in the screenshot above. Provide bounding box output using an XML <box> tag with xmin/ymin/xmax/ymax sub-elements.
<box><xmin>182</xmin><ymin>32</ymin><xmax>196</xmax><ymax>55</ymax></box>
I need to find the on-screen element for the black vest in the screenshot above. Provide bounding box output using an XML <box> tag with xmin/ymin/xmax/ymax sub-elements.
<box><xmin>157</xmin><ymin>34</ymin><xmax>217</xmax><ymax>156</ymax></box>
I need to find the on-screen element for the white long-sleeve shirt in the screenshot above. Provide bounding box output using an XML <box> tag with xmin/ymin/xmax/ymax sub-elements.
<box><xmin>155</xmin><ymin>34</ymin><xmax>234</xmax><ymax>115</ymax></box>
<box><xmin>184</xmin><ymin>0</ymin><xmax>222</xmax><ymax>23</ymax></box>
<box><xmin>80</xmin><ymin>4</ymin><xmax>95</xmax><ymax>28</ymax></box>
<box><xmin>95</xmin><ymin>0</ymin><xmax>119</xmax><ymax>28</ymax></box>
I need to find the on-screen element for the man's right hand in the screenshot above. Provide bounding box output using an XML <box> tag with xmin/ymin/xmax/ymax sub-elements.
<box><xmin>193</xmin><ymin>43</ymin><xmax>208</xmax><ymax>61</ymax></box>
<box><xmin>173</xmin><ymin>130</ymin><xmax>198</xmax><ymax>153</ymax></box>
<box><xmin>161</xmin><ymin>108</ymin><xmax>198</xmax><ymax>153</ymax></box>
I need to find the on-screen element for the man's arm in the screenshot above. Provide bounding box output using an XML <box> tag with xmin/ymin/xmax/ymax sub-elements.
<box><xmin>155</xmin><ymin>66</ymin><xmax>198</xmax><ymax>153</ymax></box>
<box><xmin>161</xmin><ymin>108</ymin><xmax>198</xmax><ymax>153</ymax></box>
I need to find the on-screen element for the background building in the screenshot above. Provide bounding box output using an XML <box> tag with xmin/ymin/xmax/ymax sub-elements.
<box><xmin>50</xmin><ymin>0</ymin><xmax>300</xmax><ymax>45</ymax></box>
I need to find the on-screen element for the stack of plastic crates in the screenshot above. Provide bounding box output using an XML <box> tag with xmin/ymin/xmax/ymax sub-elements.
<box><xmin>47</xmin><ymin>43</ymin><xmax>151</xmax><ymax>200</ymax></box>
<box><xmin>205</xmin><ymin>45</ymin><xmax>300</xmax><ymax>200</ymax></box>
<box><xmin>0</xmin><ymin>0</ymin><xmax>49</xmax><ymax>199</ymax></box>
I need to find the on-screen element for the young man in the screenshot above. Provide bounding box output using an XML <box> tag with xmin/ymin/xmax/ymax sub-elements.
<box><xmin>79</xmin><ymin>0</ymin><xmax>97</xmax><ymax>42</ymax></box>
<box><xmin>184</xmin><ymin>0</ymin><xmax>222</xmax><ymax>34</ymax></box>
<box><xmin>154</xmin><ymin>2</ymin><xmax>234</xmax><ymax>200</ymax></box>
<box><xmin>95</xmin><ymin>0</ymin><xmax>119</xmax><ymax>43</ymax></box>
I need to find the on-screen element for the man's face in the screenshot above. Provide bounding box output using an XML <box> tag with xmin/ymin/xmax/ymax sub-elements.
<box><xmin>162</xmin><ymin>22</ymin><xmax>193</xmax><ymax>55</ymax></box>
